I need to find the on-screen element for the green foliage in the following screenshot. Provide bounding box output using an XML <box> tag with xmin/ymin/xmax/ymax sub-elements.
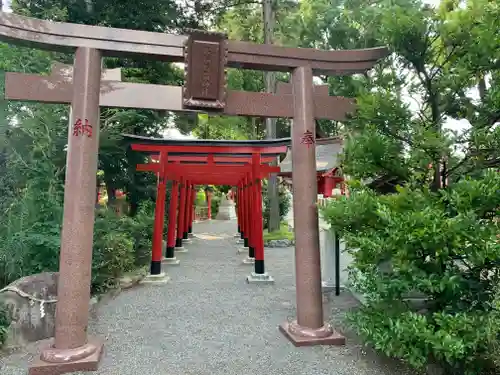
<box><xmin>92</xmin><ymin>230</ymin><xmax>135</xmax><ymax>294</ymax></box>
<box><xmin>321</xmin><ymin>171</ymin><xmax>500</xmax><ymax>374</ymax></box>
<box><xmin>125</xmin><ymin>201</ymin><xmax>155</xmax><ymax>268</ymax></box>
<box><xmin>0</xmin><ymin>101</ymin><xmax>66</xmax><ymax>287</ymax></box>
<box><xmin>210</xmin><ymin>195</ymin><xmax>221</xmax><ymax>219</ymax></box>
<box><xmin>263</xmin><ymin>222</ymin><xmax>293</xmax><ymax>241</ymax></box>
<box><xmin>262</xmin><ymin>181</ymin><xmax>291</xmax><ymax>230</ymax></box>
<box><xmin>91</xmin><ymin>202</ymin><xmax>155</xmax><ymax>293</ymax></box>
<box><xmin>196</xmin><ymin>189</ymin><xmax>206</xmax><ymax>207</ymax></box>
<box><xmin>0</xmin><ymin>302</ymin><xmax>9</xmax><ymax>347</ymax></box>
<box><xmin>193</xmin><ymin>113</ymin><xmax>254</xmax><ymax>140</ymax></box>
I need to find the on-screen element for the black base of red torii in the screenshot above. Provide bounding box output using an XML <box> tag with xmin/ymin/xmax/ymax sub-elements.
<box><xmin>125</xmin><ymin>135</ymin><xmax>290</xmax><ymax>281</ymax></box>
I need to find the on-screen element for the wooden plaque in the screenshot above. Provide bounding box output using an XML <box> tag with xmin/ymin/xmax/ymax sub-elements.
<box><xmin>183</xmin><ymin>30</ymin><xmax>227</xmax><ymax>110</ymax></box>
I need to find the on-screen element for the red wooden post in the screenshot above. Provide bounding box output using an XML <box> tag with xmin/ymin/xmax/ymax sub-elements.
<box><xmin>239</xmin><ymin>184</ymin><xmax>244</xmax><ymax>239</ymax></box>
<box><xmin>240</xmin><ymin>182</ymin><xmax>246</xmax><ymax>241</ymax></box>
<box><xmin>183</xmin><ymin>183</ymin><xmax>191</xmax><ymax>240</ymax></box>
<box><xmin>189</xmin><ymin>186</ymin><xmax>196</xmax><ymax>234</ymax></box>
<box><xmin>182</xmin><ymin>185</ymin><xmax>191</xmax><ymax>241</ymax></box>
<box><xmin>165</xmin><ymin>179</ymin><xmax>179</xmax><ymax>262</ymax></box>
<box><xmin>236</xmin><ymin>186</ymin><xmax>240</xmax><ymax>233</ymax></box>
<box><xmin>151</xmin><ymin>151</ymin><xmax>168</xmax><ymax>275</ymax></box>
<box><xmin>323</xmin><ymin>176</ymin><xmax>334</xmax><ymax>198</ymax></box>
<box><xmin>247</xmin><ymin>174</ymin><xmax>255</xmax><ymax>260</ymax></box>
<box><xmin>252</xmin><ymin>153</ymin><xmax>265</xmax><ymax>274</ymax></box>
<box><xmin>243</xmin><ymin>176</ymin><xmax>249</xmax><ymax>247</ymax></box>
<box><xmin>176</xmin><ymin>177</ymin><xmax>186</xmax><ymax>248</ymax></box>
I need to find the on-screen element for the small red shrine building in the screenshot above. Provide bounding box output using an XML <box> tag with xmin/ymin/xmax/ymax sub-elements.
<box><xmin>278</xmin><ymin>137</ymin><xmax>345</xmax><ymax>197</ymax></box>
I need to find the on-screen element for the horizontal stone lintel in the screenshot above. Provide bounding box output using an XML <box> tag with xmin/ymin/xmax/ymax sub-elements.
<box><xmin>5</xmin><ymin>72</ymin><xmax>355</xmax><ymax>120</ymax></box>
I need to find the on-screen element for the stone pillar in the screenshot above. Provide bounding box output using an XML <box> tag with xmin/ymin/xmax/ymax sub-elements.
<box><xmin>279</xmin><ymin>66</ymin><xmax>345</xmax><ymax>346</ymax></box>
<box><xmin>322</xmin><ymin>229</ymin><xmax>349</xmax><ymax>296</ymax></box>
<box><xmin>215</xmin><ymin>193</ymin><xmax>237</xmax><ymax>220</ymax></box>
<box><xmin>164</xmin><ymin>180</ymin><xmax>180</xmax><ymax>265</ymax></box>
<box><xmin>30</xmin><ymin>47</ymin><xmax>104</xmax><ymax>375</ymax></box>
<box><xmin>321</xmin><ymin>228</ymin><xmax>337</xmax><ymax>292</ymax></box>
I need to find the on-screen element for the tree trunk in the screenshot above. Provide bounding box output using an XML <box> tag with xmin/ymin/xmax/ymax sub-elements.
<box><xmin>104</xmin><ymin>178</ymin><xmax>117</xmax><ymax>213</ymax></box>
<box><xmin>263</xmin><ymin>0</ymin><xmax>280</xmax><ymax>232</ymax></box>
<box><xmin>478</xmin><ymin>74</ymin><xmax>487</xmax><ymax>101</ymax></box>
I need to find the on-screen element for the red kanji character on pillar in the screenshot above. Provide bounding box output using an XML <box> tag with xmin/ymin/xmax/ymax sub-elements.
<box><xmin>300</xmin><ymin>130</ymin><xmax>315</xmax><ymax>148</ymax></box>
<box><xmin>73</xmin><ymin>118</ymin><xmax>93</xmax><ymax>138</ymax></box>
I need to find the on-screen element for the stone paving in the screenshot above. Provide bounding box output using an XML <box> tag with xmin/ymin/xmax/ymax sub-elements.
<box><xmin>1</xmin><ymin>219</ymin><xmax>411</xmax><ymax>375</ymax></box>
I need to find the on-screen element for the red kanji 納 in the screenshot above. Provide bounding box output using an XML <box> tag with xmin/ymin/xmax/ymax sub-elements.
<box><xmin>73</xmin><ymin>119</ymin><xmax>93</xmax><ymax>138</ymax></box>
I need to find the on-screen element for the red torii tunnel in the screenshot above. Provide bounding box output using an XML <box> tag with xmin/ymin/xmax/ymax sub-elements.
<box><xmin>125</xmin><ymin>134</ymin><xmax>290</xmax><ymax>282</ymax></box>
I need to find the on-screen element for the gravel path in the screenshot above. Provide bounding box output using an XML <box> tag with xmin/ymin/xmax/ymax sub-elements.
<box><xmin>1</xmin><ymin>220</ymin><xmax>411</xmax><ymax>375</ymax></box>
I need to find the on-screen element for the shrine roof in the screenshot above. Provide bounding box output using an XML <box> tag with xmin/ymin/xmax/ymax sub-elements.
<box><xmin>123</xmin><ymin>134</ymin><xmax>290</xmax><ymax>157</ymax></box>
<box><xmin>278</xmin><ymin>137</ymin><xmax>343</xmax><ymax>174</ymax></box>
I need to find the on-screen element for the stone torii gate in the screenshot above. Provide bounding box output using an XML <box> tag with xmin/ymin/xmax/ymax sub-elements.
<box><xmin>0</xmin><ymin>11</ymin><xmax>387</xmax><ymax>374</ymax></box>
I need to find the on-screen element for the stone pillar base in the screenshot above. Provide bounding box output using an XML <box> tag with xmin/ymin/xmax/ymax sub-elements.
<box><xmin>246</xmin><ymin>272</ymin><xmax>274</xmax><ymax>284</ymax></box>
<box><xmin>233</xmin><ymin>233</ymin><xmax>240</xmax><ymax>238</ymax></box>
<box><xmin>162</xmin><ymin>257</ymin><xmax>181</xmax><ymax>266</ymax></box>
<box><xmin>278</xmin><ymin>321</ymin><xmax>345</xmax><ymax>347</ymax></box>
<box><xmin>236</xmin><ymin>239</ymin><xmax>244</xmax><ymax>244</ymax></box>
<box><xmin>242</xmin><ymin>257</ymin><xmax>255</xmax><ymax>265</ymax></box>
<box><xmin>175</xmin><ymin>247</ymin><xmax>188</xmax><ymax>253</ymax></box>
<box><xmin>188</xmin><ymin>233</ymin><xmax>194</xmax><ymax>238</ymax></box>
<box><xmin>321</xmin><ymin>282</ymin><xmax>347</xmax><ymax>293</ymax></box>
<box><xmin>140</xmin><ymin>272</ymin><xmax>170</xmax><ymax>285</ymax></box>
<box><xmin>237</xmin><ymin>247</ymin><xmax>248</xmax><ymax>254</ymax></box>
<box><xmin>28</xmin><ymin>336</ymin><xmax>104</xmax><ymax>375</ymax></box>
<box><xmin>183</xmin><ymin>238</ymin><xmax>192</xmax><ymax>243</ymax></box>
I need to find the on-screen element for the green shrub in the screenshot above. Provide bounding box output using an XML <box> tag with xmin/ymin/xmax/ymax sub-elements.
<box><xmin>0</xmin><ymin>221</ymin><xmax>61</xmax><ymax>288</ymax></box>
<box><xmin>321</xmin><ymin>171</ymin><xmax>500</xmax><ymax>374</ymax></box>
<box><xmin>263</xmin><ymin>222</ymin><xmax>294</xmax><ymax>241</ymax></box>
<box><xmin>92</xmin><ymin>202</ymin><xmax>155</xmax><ymax>292</ymax></box>
<box><xmin>262</xmin><ymin>181</ymin><xmax>291</xmax><ymax>230</ymax></box>
<box><xmin>211</xmin><ymin>195</ymin><xmax>221</xmax><ymax>219</ymax></box>
<box><xmin>196</xmin><ymin>189</ymin><xmax>206</xmax><ymax>207</ymax></box>
<box><xmin>0</xmin><ymin>191</ymin><xmax>155</xmax><ymax>295</ymax></box>
<box><xmin>91</xmin><ymin>231</ymin><xmax>135</xmax><ymax>293</ymax></box>
<box><xmin>125</xmin><ymin>201</ymin><xmax>154</xmax><ymax>267</ymax></box>
<box><xmin>0</xmin><ymin>302</ymin><xmax>9</xmax><ymax>347</ymax></box>
<box><xmin>0</xmin><ymin>186</ymin><xmax>63</xmax><ymax>288</ymax></box>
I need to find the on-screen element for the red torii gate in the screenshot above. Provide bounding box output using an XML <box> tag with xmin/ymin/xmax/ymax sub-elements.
<box><xmin>149</xmin><ymin>153</ymin><xmax>278</xmax><ymax>241</ymax></box>
<box><xmin>127</xmin><ymin>135</ymin><xmax>289</xmax><ymax>282</ymax></box>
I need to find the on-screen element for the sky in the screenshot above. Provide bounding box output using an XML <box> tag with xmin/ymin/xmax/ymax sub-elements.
<box><xmin>1</xmin><ymin>0</ymin><xmax>471</xmax><ymax>136</ymax></box>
